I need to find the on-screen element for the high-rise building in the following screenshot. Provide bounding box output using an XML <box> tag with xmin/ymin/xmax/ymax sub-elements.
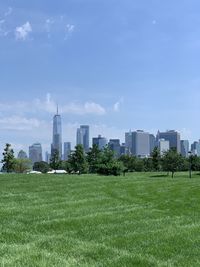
<box><xmin>45</xmin><ymin>151</ymin><xmax>51</xmax><ymax>163</ymax></box>
<box><xmin>108</xmin><ymin>139</ymin><xmax>121</xmax><ymax>158</ymax></box>
<box><xmin>158</xmin><ymin>139</ymin><xmax>169</xmax><ymax>155</ymax></box>
<box><xmin>51</xmin><ymin>107</ymin><xmax>62</xmax><ymax>159</ymax></box>
<box><xmin>149</xmin><ymin>134</ymin><xmax>156</xmax><ymax>155</ymax></box>
<box><xmin>191</xmin><ymin>141</ymin><xmax>200</xmax><ymax>156</ymax></box>
<box><xmin>76</xmin><ymin>125</ymin><xmax>89</xmax><ymax>152</ymax></box>
<box><xmin>92</xmin><ymin>135</ymin><xmax>107</xmax><ymax>150</ymax></box>
<box><xmin>63</xmin><ymin>142</ymin><xmax>71</xmax><ymax>160</ymax></box>
<box><xmin>17</xmin><ymin>150</ymin><xmax>28</xmax><ymax>159</ymax></box>
<box><xmin>29</xmin><ymin>143</ymin><xmax>42</xmax><ymax>164</ymax></box>
<box><xmin>156</xmin><ymin>130</ymin><xmax>180</xmax><ymax>153</ymax></box>
<box><xmin>181</xmin><ymin>140</ymin><xmax>189</xmax><ymax>157</ymax></box>
<box><xmin>125</xmin><ymin>131</ymin><xmax>133</xmax><ymax>155</ymax></box>
<box><xmin>125</xmin><ymin>130</ymin><xmax>150</xmax><ymax>157</ymax></box>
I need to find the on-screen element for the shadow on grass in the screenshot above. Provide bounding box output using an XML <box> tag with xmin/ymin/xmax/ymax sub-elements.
<box><xmin>150</xmin><ymin>174</ymin><xmax>169</xmax><ymax>178</ymax></box>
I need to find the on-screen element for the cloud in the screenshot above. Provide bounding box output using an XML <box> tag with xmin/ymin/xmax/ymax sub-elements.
<box><xmin>113</xmin><ymin>98</ymin><xmax>124</xmax><ymax>112</ymax></box>
<box><xmin>45</xmin><ymin>18</ymin><xmax>54</xmax><ymax>38</ymax></box>
<box><xmin>35</xmin><ymin>93</ymin><xmax>106</xmax><ymax>115</ymax></box>
<box><xmin>4</xmin><ymin>7</ymin><xmax>13</xmax><ymax>17</ymax></box>
<box><xmin>66</xmin><ymin>24</ymin><xmax>75</xmax><ymax>33</ymax></box>
<box><xmin>15</xmin><ymin>21</ymin><xmax>32</xmax><ymax>40</ymax></box>
<box><xmin>0</xmin><ymin>116</ymin><xmax>41</xmax><ymax>130</ymax></box>
<box><xmin>0</xmin><ymin>94</ymin><xmax>106</xmax><ymax>117</ymax></box>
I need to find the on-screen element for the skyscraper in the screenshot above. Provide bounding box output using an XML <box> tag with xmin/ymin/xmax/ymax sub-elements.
<box><xmin>51</xmin><ymin>106</ymin><xmax>62</xmax><ymax>159</ymax></box>
<box><xmin>63</xmin><ymin>142</ymin><xmax>71</xmax><ymax>160</ymax></box>
<box><xmin>181</xmin><ymin>140</ymin><xmax>189</xmax><ymax>157</ymax></box>
<box><xmin>156</xmin><ymin>130</ymin><xmax>181</xmax><ymax>153</ymax></box>
<box><xmin>76</xmin><ymin>125</ymin><xmax>89</xmax><ymax>152</ymax></box>
<box><xmin>108</xmin><ymin>139</ymin><xmax>121</xmax><ymax>158</ymax></box>
<box><xmin>125</xmin><ymin>130</ymin><xmax>150</xmax><ymax>157</ymax></box>
<box><xmin>158</xmin><ymin>139</ymin><xmax>169</xmax><ymax>155</ymax></box>
<box><xmin>92</xmin><ymin>135</ymin><xmax>107</xmax><ymax>150</ymax></box>
<box><xmin>191</xmin><ymin>141</ymin><xmax>200</xmax><ymax>156</ymax></box>
<box><xmin>29</xmin><ymin>143</ymin><xmax>42</xmax><ymax>164</ymax></box>
<box><xmin>17</xmin><ymin>150</ymin><xmax>28</xmax><ymax>159</ymax></box>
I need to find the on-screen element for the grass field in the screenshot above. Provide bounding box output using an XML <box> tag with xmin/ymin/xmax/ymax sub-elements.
<box><xmin>0</xmin><ymin>172</ymin><xmax>199</xmax><ymax>267</ymax></box>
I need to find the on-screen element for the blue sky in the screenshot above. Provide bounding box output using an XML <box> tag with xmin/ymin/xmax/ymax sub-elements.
<box><xmin>0</xmin><ymin>0</ymin><xmax>200</xmax><ymax>155</ymax></box>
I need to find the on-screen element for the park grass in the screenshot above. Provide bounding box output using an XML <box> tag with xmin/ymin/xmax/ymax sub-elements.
<box><xmin>0</xmin><ymin>172</ymin><xmax>199</xmax><ymax>267</ymax></box>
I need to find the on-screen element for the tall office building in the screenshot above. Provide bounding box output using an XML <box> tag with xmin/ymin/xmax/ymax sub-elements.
<box><xmin>76</xmin><ymin>125</ymin><xmax>89</xmax><ymax>152</ymax></box>
<box><xmin>108</xmin><ymin>139</ymin><xmax>121</xmax><ymax>158</ymax></box>
<box><xmin>17</xmin><ymin>150</ymin><xmax>28</xmax><ymax>159</ymax></box>
<box><xmin>63</xmin><ymin>142</ymin><xmax>71</xmax><ymax>160</ymax></box>
<box><xmin>156</xmin><ymin>130</ymin><xmax>181</xmax><ymax>153</ymax></box>
<box><xmin>92</xmin><ymin>135</ymin><xmax>107</xmax><ymax>150</ymax></box>
<box><xmin>125</xmin><ymin>131</ymin><xmax>133</xmax><ymax>155</ymax></box>
<box><xmin>191</xmin><ymin>141</ymin><xmax>200</xmax><ymax>156</ymax></box>
<box><xmin>149</xmin><ymin>134</ymin><xmax>156</xmax><ymax>155</ymax></box>
<box><xmin>125</xmin><ymin>130</ymin><xmax>150</xmax><ymax>157</ymax></box>
<box><xmin>51</xmin><ymin>107</ymin><xmax>62</xmax><ymax>159</ymax></box>
<box><xmin>158</xmin><ymin>139</ymin><xmax>169</xmax><ymax>155</ymax></box>
<box><xmin>45</xmin><ymin>151</ymin><xmax>51</xmax><ymax>163</ymax></box>
<box><xmin>29</xmin><ymin>143</ymin><xmax>42</xmax><ymax>164</ymax></box>
<box><xmin>181</xmin><ymin>140</ymin><xmax>189</xmax><ymax>157</ymax></box>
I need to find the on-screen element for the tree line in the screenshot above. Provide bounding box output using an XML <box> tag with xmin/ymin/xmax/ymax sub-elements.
<box><xmin>1</xmin><ymin>143</ymin><xmax>200</xmax><ymax>177</ymax></box>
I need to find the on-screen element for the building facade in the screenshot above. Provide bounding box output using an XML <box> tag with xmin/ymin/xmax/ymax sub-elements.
<box><xmin>29</xmin><ymin>143</ymin><xmax>42</xmax><ymax>164</ymax></box>
<box><xmin>158</xmin><ymin>139</ymin><xmax>170</xmax><ymax>155</ymax></box>
<box><xmin>156</xmin><ymin>130</ymin><xmax>181</xmax><ymax>153</ymax></box>
<box><xmin>51</xmin><ymin>109</ymin><xmax>62</xmax><ymax>159</ymax></box>
<box><xmin>108</xmin><ymin>139</ymin><xmax>121</xmax><ymax>158</ymax></box>
<box><xmin>125</xmin><ymin>130</ymin><xmax>150</xmax><ymax>157</ymax></box>
<box><xmin>76</xmin><ymin>125</ymin><xmax>89</xmax><ymax>152</ymax></box>
<box><xmin>92</xmin><ymin>135</ymin><xmax>107</xmax><ymax>150</ymax></box>
<box><xmin>181</xmin><ymin>140</ymin><xmax>189</xmax><ymax>157</ymax></box>
<box><xmin>63</xmin><ymin>142</ymin><xmax>71</xmax><ymax>160</ymax></box>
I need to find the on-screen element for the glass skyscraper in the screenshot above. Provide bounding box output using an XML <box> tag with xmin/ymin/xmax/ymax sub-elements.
<box><xmin>51</xmin><ymin>107</ymin><xmax>62</xmax><ymax>159</ymax></box>
<box><xmin>76</xmin><ymin>125</ymin><xmax>89</xmax><ymax>152</ymax></box>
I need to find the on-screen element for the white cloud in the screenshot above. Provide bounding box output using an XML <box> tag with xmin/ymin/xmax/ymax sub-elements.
<box><xmin>15</xmin><ymin>21</ymin><xmax>32</xmax><ymax>41</ymax></box>
<box><xmin>45</xmin><ymin>18</ymin><xmax>54</xmax><ymax>38</ymax></box>
<box><xmin>0</xmin><ymin>116</ymin><xmax>41</xmax><ymax>130</ymax></box>
<box><xmin>113</xmin><ymin>98</ymin><xmax>124</xmax><ymax>112</ymax></box>
<box><xmin>4</xmin><ymin>7</ymin><xmax>13</xmax><ymax>17</ymax></box>
<box><xmin>66</xmin><ymin>24</ymin><xmax>75</xmax><ymax>33</ymax></box>
<box><xmin>35</xmin><ymin>93</ymin><xmax>106</xmax><ymax>115</ymax></box>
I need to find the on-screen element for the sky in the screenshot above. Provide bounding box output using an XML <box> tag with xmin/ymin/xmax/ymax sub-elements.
<box><xmin>0</xmin><ymin>0</ymin><xmax>200</xmax><ymax>156</ymax></box>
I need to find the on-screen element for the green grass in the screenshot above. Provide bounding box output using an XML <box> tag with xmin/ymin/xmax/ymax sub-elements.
<box><xmin>0</xmin><ymin>172</ymin><xmax>199</xmax><ymax>267</ymax></box>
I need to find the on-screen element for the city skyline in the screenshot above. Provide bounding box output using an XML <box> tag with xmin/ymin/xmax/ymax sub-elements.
<box><xmin>1</xmin><ymin>1</ymin><xmax>200</xmax><ymax>155</ymax></box>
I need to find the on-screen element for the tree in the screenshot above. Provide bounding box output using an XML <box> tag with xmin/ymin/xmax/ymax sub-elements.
<box><xmin>68</xmin><ymin>145</ymin><xmax>88</xmax><ymax>174</ymax></box>
<box><xmin>33</xmin><ymin>161</ymin><xmax>50</xmax><ymax>173</ymax></box>
<box><xmin>96</xmin><ymin>146</ymin><xmax>124</xmax><ymax>176</ymax></box>
<box><xmin>13</xmin><ymin>158</ymin><xmax>31</xmax><ymax>173</ymax></box>
<box><xmin>49</xmin><ymin>150</ymin><xmax>61</xmax><ymax>170</ymax></box>
<box><xmin>1</xmin><ymin>143</ymin><xmax>15</xmax><ymax>173</ymax></box>
<box><xmin>87</xmin><ymin>144</ymin><xmax>102</xmax><ymax>173</ymax></box>
<box><xmin>162</xmin><ymin>149</ymin><xmax>183</xmax><ymax>178</ymax></box>
<box><xmin>151</xmin><ymin>147</ymin><xmax>161</xmax><ymax>171</ymax></box>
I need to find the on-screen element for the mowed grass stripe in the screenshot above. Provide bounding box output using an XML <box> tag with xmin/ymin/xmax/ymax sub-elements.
<box><xmin>0</xmin><ymin>172</ymin><xmax>200</xmax><ymax>266</ymax></box>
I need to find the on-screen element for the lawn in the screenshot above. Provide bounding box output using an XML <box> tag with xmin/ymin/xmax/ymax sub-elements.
<box><xmin>0</xmin><ymin>172</ymin><xmax>199</xmax><ymax>267</ymax></box>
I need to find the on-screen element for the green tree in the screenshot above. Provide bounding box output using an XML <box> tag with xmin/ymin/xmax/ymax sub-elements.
<box><xmin>151</xmin><ymin>147</ymin><xmax>161</xmax><ymax>171</ymax></box>
<box><xmin>96</xmin><ymin>146</ymin><xmax>124</xmax><ymax>176</ymax></box>
<box><xmin>13</xmin><ymin>158</ymin><xmax>31</xmax><ymax>173</ymax></box>
<box><xmin>50</xmin><ymin>150</ymin><xmax>61</xmax><ymax>170</ymax></box>
<box><xmin>33</xmin><ymin>161</ymin><xmax>50</xmax><ymax>173</ymax></box>
<box><xmin>87</xmin><ymin>144</ymin><xmax>102</xmax><ymax>173</ymax></box>
<box><xmin>68</xmin><ymin>145</ymin><xmax>88</xmax><ymax>174</ymax></box>
<box><xmin>162</xmin><ymin>149</ymin><xmax>183</xmax><ymax>178</ymax></box>
<box><xmin>1</xmin><ymin>143</ymin><xmax>15</xmax><ymax>173</ymax></box>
